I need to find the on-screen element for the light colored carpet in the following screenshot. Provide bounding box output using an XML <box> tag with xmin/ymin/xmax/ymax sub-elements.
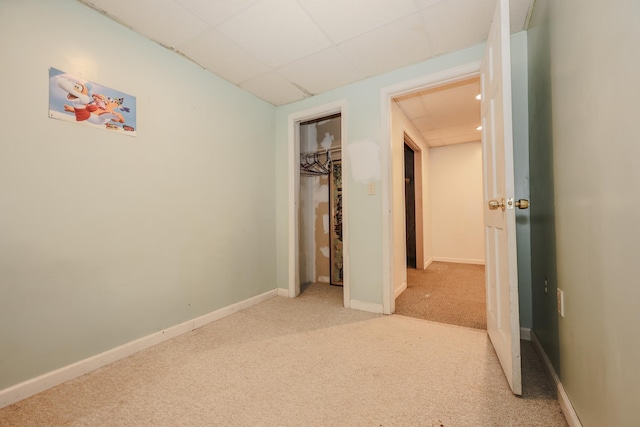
<box><xmin>396</xmin><ymin>262</ymin><xmax>487</xmax><ymax>329</ymax></box>
<box><xmin>0</xmin><ymin>284</ymin><xmax>566</xmax><ymax>426</ymax></box>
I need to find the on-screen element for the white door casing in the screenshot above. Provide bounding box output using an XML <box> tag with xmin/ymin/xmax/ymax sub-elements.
<box><xmin>288</xmin><ymin>101</ymin><xmax>349</xmax><ymax>307</ymax></box>
<box><xmin>481</xmin><ymin>0</ymin><xmax>522</xmax><ymax>395</ymax></box>
<box><xmin>380</xmin><ymin>62</ymin><xmax>482</xmax><ymax>315</ymax></box>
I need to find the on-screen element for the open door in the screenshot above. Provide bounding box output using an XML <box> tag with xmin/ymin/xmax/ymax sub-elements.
<box><xmin>481</xmin><ymin>0</ymin><xmax>527</xmax><ymax>396</ymax></box>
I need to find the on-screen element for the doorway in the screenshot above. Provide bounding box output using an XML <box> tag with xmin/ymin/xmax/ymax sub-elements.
<box><xmin>404</xmin><ymin>142</ymin><xmax>417</xmax><ymax>269</ymax></box>
<box><xmin>288</xmin><ymin>101</ymin><xmax>349</xmax><ymax>308</ymax></box>
<box><xmin>380</xmin><ymin>61</ymin><xmax>483</xmax><ymax>316</ymax></box>
<box><xmin>298</xmin><ymin>114</ymin><xmax>343</xmax><ymax>289</ymax></box>
<box><xmin>393</xmin><ymin>76</ymin><xmax>486</xmax><ymax>329</ymax></box>
<box><xmin>381</xmin><ymin>2</ymin><xmax>524</xmax><ymax>396</ymax></box>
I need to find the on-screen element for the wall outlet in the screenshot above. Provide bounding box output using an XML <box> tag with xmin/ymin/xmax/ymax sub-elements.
<box><xmin>557</xmin><ymin>288</ymin><xmax>564</xmax><ymax>317</ymax></box>
<box><xmin>367</xmin><ymin>182</ymin><xmax>376</xmax><ymax>195</ymax></box>
<box><xmin>544</xmin><ymin>278</ymin><xmax>548</xmax><ymax>294</ymax></box>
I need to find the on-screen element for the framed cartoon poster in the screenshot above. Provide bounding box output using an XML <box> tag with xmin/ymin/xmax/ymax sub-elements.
<box><xmin>49</xmin><ymin>68</ymin><xmax>137</xmax><ymax>136</ymax></box>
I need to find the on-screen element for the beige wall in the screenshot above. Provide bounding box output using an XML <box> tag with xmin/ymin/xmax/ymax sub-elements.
<box><xmin>390</xmin><ymin>105</ymin><xmax>484</xmax><ymax>302</ymax></box>
<box><xmin>429</xmin><ymin>142</ymin><xmax>484</xmax><ymax>264</ymax></box>
<box><xmin>391</xmin><ymin>102</ymin><xmax>432</xmax><ymax>296</ymax></box>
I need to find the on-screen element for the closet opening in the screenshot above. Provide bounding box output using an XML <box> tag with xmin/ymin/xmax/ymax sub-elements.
<box><xmin>297</xmin><ymin>113</ymin><xmax>343</xmax><ymax>293</ymax></box>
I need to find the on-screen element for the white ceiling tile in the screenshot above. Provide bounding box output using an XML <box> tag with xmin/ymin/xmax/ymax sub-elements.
<box><xmin>84</xmin><ymin>0</ymin><xmax>209</xmax><ymax>48</ymax></box>
<box><xmin>439</xmin><ymin>132</ymin><xmax>481</xmax><ymax>146</ymax></box>
<box><xmin>177</xmin><ymin>29</ymin><xmax>271</xmax><ymax>85</ymax></box>
<box><xmin>297</xmin><ymin>0</ymin><xmax>418</xmax><ymax>44</ymax></box>
<box><xmin>78</xmin><ymin>0</ymin><xmax>535</xmax><ymax>108</ymax></box>
<box><xmin>240</xmin><ymin>72</ymin><xmax>307</xmax><ymax>105</ymax></box>
<box><xmin>422</xmin><ymin>129</ymin><xmax>442</xmax><ymax>140</ymax></box>
<box><xmin>421</xmin><ymin>0</ymin><xmax>495</xmax><ymax>56</ymax></box>
<box><xmin>217</xmin><ymin>0</ymin><xmax>331</xmax><ymax>68</ymax></box>
<box><xmin>425</xmin><ymin>137</ymin><xmax>443</xmax><ymax>147</ymax></box>
<box><xmin>438</xmin><ymin>124</ymin><xmax>481</xmax><ymax>140</ymax></box>
<box><xmin>412</xmin><ymin>116</ymin><xmax>436</xmax><ymax>132</ymax></box>
<box><xmin>395</xmin><ymin>95</ymin><xmax>427</xmax><ymax>120</ymax></box>
<box><xmin>412</xmin><ymin>78</ymin><xmax>480</xmax><ymax>131</ymax></box>
<box><xmin>422</xmin><ymin>90</ymin><xmax>480</xmax><ymax>127</ymax></box>
<box><xmin>396</xmin><ymin>76</ymin><xmax>481</xmax><ymax>147</ymax></box>
<box><xmin>336</xmin><ymin>14</ymin><xmax>433</xmax><ymax>78</ymax></box>
<box><xmin>175</xmin><ymin>0</ymin><xmax>260</xmax><ymax>26</ymax></box>
<box><xmin>278</xmin><ymin>48</ymin><xmax>364</xmax><ymax>95</ymax></box>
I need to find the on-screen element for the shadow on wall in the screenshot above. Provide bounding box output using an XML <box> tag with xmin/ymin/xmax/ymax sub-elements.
<box><xmin>527</xmin><ymin>0</ymin><xmax>560</xmax><ymax>377</ymax></box>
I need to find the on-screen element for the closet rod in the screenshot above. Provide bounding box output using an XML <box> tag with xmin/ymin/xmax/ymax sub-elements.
<box><xmin>300</xmin><ymin>146</ymin><xmax>341</xmax><ymax>156</ymax></box>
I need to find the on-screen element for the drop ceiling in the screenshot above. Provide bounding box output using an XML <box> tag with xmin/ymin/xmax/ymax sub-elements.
<box><xmin>78</xmin><ymin>0</ymin><xmax>533</xmax><ymax>108</ymax></box>
<box><xmin>77</xmin><ymin>0</ymin><xmax>532</xmax><ymax>149</ymax></box>
<box><xmin>395</xmin><ymin>77</ymin><xmax>482</xmax><ymax>147</ymax></box>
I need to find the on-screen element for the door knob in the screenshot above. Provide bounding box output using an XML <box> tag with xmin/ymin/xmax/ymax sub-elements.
<box><xmin>504</xmin><ymin>198</ymin><xmax>530</xmax><ymax>210</ymax></box>
<box><xmin>489</xmin><ymin>198</ymin><xmax>529</xmax><ymax>211</ymax></box>
<box><xmin>488</xmin><ymin>199</ymin><xmax>505</xmax><ymax>211</ymax></box>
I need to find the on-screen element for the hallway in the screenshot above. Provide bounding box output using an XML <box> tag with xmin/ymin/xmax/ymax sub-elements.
<box><xmin>396</xmin><ymin>262</ymin><xmax>486</xmax><ymax>329</ymax></box>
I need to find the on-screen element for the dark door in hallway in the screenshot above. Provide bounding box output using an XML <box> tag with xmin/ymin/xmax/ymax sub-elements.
<box><xmin>404</xmin><ymin>143</ymin><xmax>416</xmax><ymax>269</ymax></box>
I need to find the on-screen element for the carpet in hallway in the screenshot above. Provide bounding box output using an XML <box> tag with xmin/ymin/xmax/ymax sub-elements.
<box><xmin>395</xmin><ymin>262</ymin><xmax>486</xmax><ymax>329</ymax></box>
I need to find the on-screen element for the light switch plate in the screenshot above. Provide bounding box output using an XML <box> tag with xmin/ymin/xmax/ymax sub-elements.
<box><xmin>367</xmin><ymin>182</ymin><xmax>375</xmax><ymax>195</ymax></box>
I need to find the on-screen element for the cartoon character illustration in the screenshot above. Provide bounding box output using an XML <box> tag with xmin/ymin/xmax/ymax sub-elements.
<box><xmin>92</xmin><ymin>94</ymin><xmax>125</xmax><ymax>124</ymax></box>
<box><xmin>92</xmin><ymin>93</ymin><xmax>107</xmax><ymax>110</ymax></box>
<box><xmin>99</xmin><ymin>97</ymin><xmax>125</xmax><ymax>123</ymax></box>
<box><xmin>49</xmin><ymin>68</ymin><xmax>137</xmax><ymax>136</ymax></box>
<box><xmin>57</xmin><ymin>78</ymin><xmax>97</xmax><ymax>121</ymax></box>
<box><xmin>57</xmin><ymin>77</ymin><xmax>125</xmax><ymax>125</ymax></box>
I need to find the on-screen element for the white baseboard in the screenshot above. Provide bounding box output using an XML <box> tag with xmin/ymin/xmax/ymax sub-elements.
<box><xmin>277</xmin><ymin>288</ymin><xmax>289</xmax><ymax>297</ymax></box>
<box><xmin>520</xmin><ymin>327</ymin><xmax>531</xmax><ymax>341</ymax></box>
<box><xmin>394</xmin><ymin>281</ymin><xmax>407</xmax><ymax>299</ymax></box>
<box><xmin>0</xmin><ymin>288</ymin><xmax>279</xmax><ymax>409</ymax></box>
<box><xmin>350</xmin><ymin>299</ymin><xmax>384</xmax><ymax>314</ymax></box>
<box><xmin>424</xmin><ymin>257</ymin><xmax>434</xmax><ymax>269</ymax></box>
<box><xmin>530</xmin><ymin>331</ymin><xmax>582</xmax><ymax>427</ymax></box>
<box><xmin>433</xmin><ymin>257</ymin><xmax>485</xmax><ymax>265</ymax></box>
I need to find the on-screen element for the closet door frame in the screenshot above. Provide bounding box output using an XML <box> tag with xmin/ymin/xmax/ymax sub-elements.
<box><xmin>288</xmin><ymin>100</ymin><xmax>349</xmax><ymax>307</ymax></box>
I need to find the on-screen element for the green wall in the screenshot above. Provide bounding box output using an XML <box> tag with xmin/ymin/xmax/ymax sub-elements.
<box><xmin>527</xmin><ymin>0</ymin><xmax>560</xmax><ymax>375</ymax></box>
<box><xmin>275</xmin><ymin>45</ymin><xmax>487</xmax><ymax>305</ymax></box>
<box><xmin>528</xmin><ymin>0</ymin><xmax>640</xmax><ymax>424</ymax></box>
<box><xmin>0</xmin><ymin>0</ymin><xmax>539</xmax><ymax>397</ymax></box>
<box><xmin>275</xmin><ymin>33</ymin><xmax>533</xmax><ymax>328</ymax></box>
<box><xmin>511</xmin><ymin>31</ymin><xmax>533</xmax><ymax>329</ymax></box>
<box><xmin>0</xmin><ymin>0</ymin><xmax>276</xmax><ymax>390</ymax></box>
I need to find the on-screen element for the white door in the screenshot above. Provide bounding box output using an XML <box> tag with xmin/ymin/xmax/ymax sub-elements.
<box><xmin>481</xmin><ymin>0</ymin><xmax>524</xmax><ymax>396</ymax></box>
